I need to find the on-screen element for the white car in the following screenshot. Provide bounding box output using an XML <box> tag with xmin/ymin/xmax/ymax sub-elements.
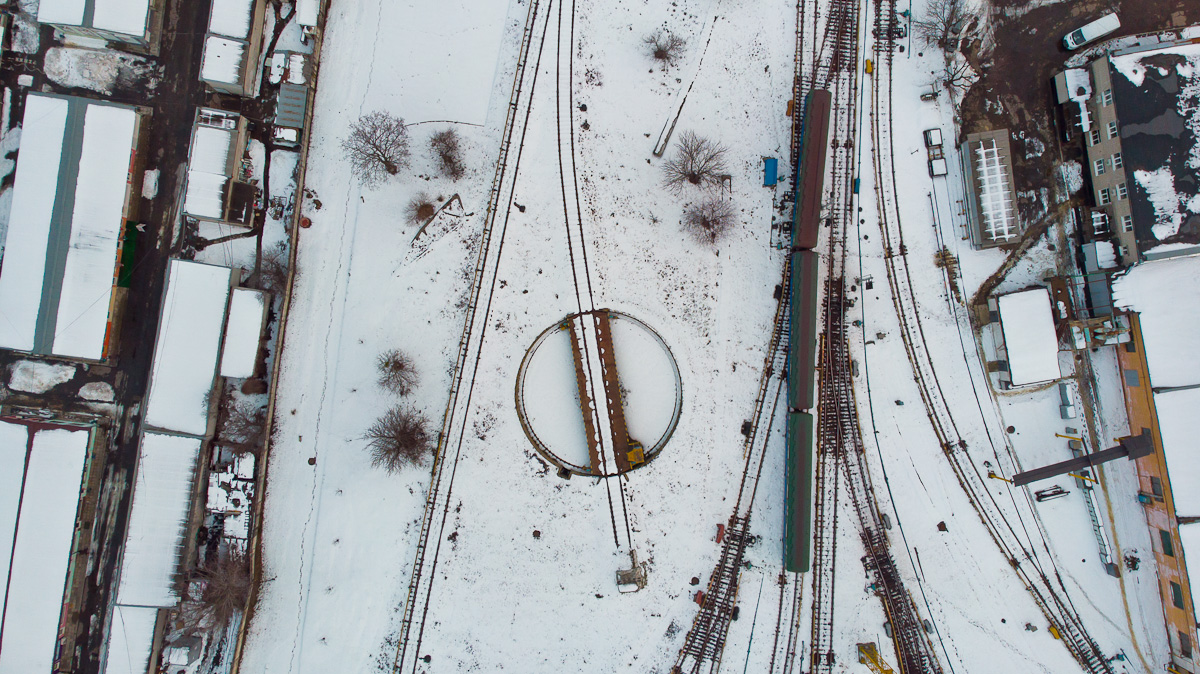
<box><xmin>1063</xmin><ymin>13</ymin><xmax>1120</xmax><ymax>50</ymax></box>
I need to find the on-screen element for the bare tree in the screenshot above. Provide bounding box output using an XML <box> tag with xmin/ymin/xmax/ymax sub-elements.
<box><xmin>257</xmin><ymin>241</ymin><xmax>291</xmax><ymax>293</ymax></box>
<box><xmin>644</xmin><ymin>30</ymin><xmax>687</xmax><ymax>66</ymax></box>
<box><xmin>941</xmin><ymin>57</ymin><xmax>979</xmax><ymax>98</ymax></box>
<box><xmin>913</xmin><ymin>0</ymin><xmax>976</xmax><ymax>51</ymax></box>
<box><xmin>430</xmin><ymin>129</ymin><xmax>465</xmax><ymax>179</ymax></box>
<box><xmin>405</xmin><ymin>193</ymin><xmax>437</xmax><ymax>227</ymax></box>
<box><xmin>377</xmin><ymin>348</ymin><xmax>418</xmax><ymax>395</ymax></box>
<box><xmin>342</xmin><ymin>111</ymin><xmax>411</xmax><ymax>188</ymax></box>
<box><xmin>188</xmin><ymin>552</ymin><xmax>253</xmax><ymax>634</ymax></box>
<box><xmin>219</xmin><ymin>400</ymin><xmax>266</xmax><ymax>455</ymax></box>
<box><xmin>662</xmin><ymin>131</ymin><xmax>728</xmax><ymax>193</ymax></box>
<box><xmin>365</xmin><ymin>405</ymin><xmax>432</xmax><ymax>472</ymax></box>
<box><xmin>683</xmin><ymin>199</ymin><xmax>736</xmax><ymax>243</ymax></box>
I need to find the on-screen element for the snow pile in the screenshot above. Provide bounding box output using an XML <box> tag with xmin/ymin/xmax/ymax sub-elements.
<box><xmin>144</xmin><ymin>260</ymin><xmax>233</xmax><ymax>436</ymax></box>
<box><xmin>1113</xmin><ymin>254</ymin><xmax>1200</xmax><ymax>387</ymax></box>
<box><xmin>79</xmin><ymin>381</ymin><xmax>116</xmax><ymax>401</ymax></box>
<box><xmin>45</xmin><ymin>47</ymin><xmax>120</xmax><ymax>95</ymax></box>
<box><xmin>1060</xmin><ymin>160</ymin><xmax>1082</xmax><ymax>194</ymax></box>
<box><xmin>1134</xmin><ymin>167</ymin><xmax>1189</xmax><ymax>240</ymax></box>
<box><xmin>9</xmin><ymin>360</ymin><xmax>76</xmax><ymax>393</ymax></box>
<box><xmin>142</xmin><ymin>169</ymin><xmax>159</xmax><ymax>199</ymax></box>
<box><xmin>116</xmin><ymin>432</ymin><xmax>202</xmax><ymax>607</ymax></box>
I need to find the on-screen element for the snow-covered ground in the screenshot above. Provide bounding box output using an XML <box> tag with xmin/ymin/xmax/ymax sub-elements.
<box><xmin>239</xmin><ymin>0</ymin><xmax>1168</xmax><ymax>672</ymax></box>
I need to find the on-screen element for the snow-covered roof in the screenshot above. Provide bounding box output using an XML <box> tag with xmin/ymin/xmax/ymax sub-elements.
<box><xmin>998</xmin><ymin>288</ymin><xmax>1061</xmax><ymax>386</ymax></box>
<box><xmin>296</xmin><ymin>0</ymin><xmax>319</xmax><ymax>27</ymax></box>
<box><xmin>52</xmin><ymin>104</ymin><xmax>138</xmax><ymax>360</ymax></box>
<box><xmin>0</xmin><ymin>94</ymin><xmax>138</xmax><ymax>360</ymax></box>
<box><xmin>144</xmin><ymin>260</ymin><xmax>233</xmax><ymax>436</ymax></box>
<box><xmin>0</xmin><ymin>427</ymin><xmax>89</xmax><ymax>673</ymax></box>
<box><xmin>1180</xmin><ymin>525</ymin><xmax>1200</xmax><ymax>613</ymax></box>
<box><xmin>0</xmin><ymin>422</ymin><xmax>30</xmax><ymax>619</ymax></box>
<box><xmin>202</xmin><ymin>35</ymin><xmax>246</xmax><ymax>85</ymax></box>
<box><xmin>38</xmin><ymin>0</ymin><xmax>149</xmax><ymax>38</ymax></box>
<box><xmin>220</xmin><ymin>288</ymin><xmax>266</xmax><ymax>378</ymax></box>
<box><xmin>1112</xmin><ymin>255</ymin><xmax>1200</xmax><ymax>388</ymax></box>
<box><xmin>184</xmin><ymin>124</ymin><xmax>235</xmax><ymax>219</ymax></box>
<box><xmin>0</xmin><ymin>94</ymin><xmax>68</xmax><ymax>352</ymax></box>
<box><xmin>1156</xmin><ymin>387</ymin><xmax>1200</xmax><ymax>517</ymax></box>
<box><xmin>116</xmin><ymin>432</ymin><xmax>202</xmax><ymax>607</ymax></box>
<box><xmin>1106</xmin><ymin>39</ymin><xmax>1200</xmax><ymax>253</ymax></box>
<box><xmin>209</xmin><ymin>0</ymin><xmax>255</xmax><ymax>39</ymax></box>
<box><xmin>103</xmin><ymin>605</ymin><xmax>159</xmax><ymax>674</ymax></box>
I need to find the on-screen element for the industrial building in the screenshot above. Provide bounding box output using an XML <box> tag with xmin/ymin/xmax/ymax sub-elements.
<box><xmin>37</xmin><ymin>0</ymin><xmax>163</xmax><ymax>52</ymax></box>
<box><xmin>0</xmin><ymin>93</ymin><xmax>148</xmax><ymax>362</ymax></box>
<box><xmin>200</xmin><ymin>0</ymin><xmax>267</xmax><ymax>96</ymax></box>
<box><xmin>960</xmin><ymin>129</ymin><xmax>1024</xmax><ymax>249</ymax></box>
<box><xmin>1057</xmin><ymin>36</ymin><xmax>1200</xmax><ymax>266</ymax></box>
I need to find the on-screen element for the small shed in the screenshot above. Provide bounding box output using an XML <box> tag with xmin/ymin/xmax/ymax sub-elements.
<box><xmin>276</xmin><ymin>82</ymin><xmax>309</xmax><ymax>131</ymax></box>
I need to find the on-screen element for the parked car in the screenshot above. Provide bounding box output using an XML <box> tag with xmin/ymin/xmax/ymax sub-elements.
<box><xmin>1063</xmin><ymin>13</ymin><xmax>1120</xmax><ymax>50</ymax></box>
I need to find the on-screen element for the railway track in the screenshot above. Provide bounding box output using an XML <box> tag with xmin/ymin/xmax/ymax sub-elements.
<box><xmin>390</xmin><ymin>3</ymin><xmax>552</xmax><ymax>671</ymax></box>
<box><xmin>672</xmin><ymin>256</ymin><xmax>792</xmax><ymax>674</ymax></box>
<box><xmin>552</xmin><ymin>0</ymin><xmax>633</xmax><ymax>551</ymax></box>
<box><xmin>865</xmin><ymin>3</ymin><xmax>1113</xmax><ymax>672</ymax></box>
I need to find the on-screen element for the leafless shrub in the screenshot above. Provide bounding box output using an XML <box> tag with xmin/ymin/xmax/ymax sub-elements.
<box><xmin>190</xmin><ymin>552</ymin><xmax>253</xmax><ymax>634</ymax></box>
<box><xmin>377</xmin><ymin>348</ymin><xmax>418</xmax><ymax>395</ymax></box>
<box><xmin>258</xmin><ymin>241</ymin><xmax>291</xmax><ymax>293</ymax></box>
<box><xmin>662</xmin><ymin>131</ymin><xmax>728</xmax><ymax>193</ymax></box>
<box><xmin>683</xmin><ymin>199</ymin><xmax>736</xmax><ymax>244</ymax></box>
<box><xmin>342</xmin><ymin>111</ymin><xmax>410</xmax><ymax>188</ymax></box>
<box><xmin>220</xmin><ymin>400</ymin><xmax>266</xmax><ymax>455</ymax></box>
<box><xmin>430</xmin><ymin>129</ymin><xmax>465</xmax><ymax>179</ymax></box>
<box><xmin>644</xmin><ymin>30</ymin><xmax>687</xmax><ymax>66</ymax></box>
<box><xmin>913</xmin><ymin>0</ymin><xmax>976</xmax><ymax>50</ymax></box>
<box><xmin>406</xmin><ymin>193</ymin><xmax>437</xmax><ymax>226</ymax></box>
<box><xmin>365</xmin><ymin>405</ymin><xmax>433</xmax><ymax>472</ymax></box>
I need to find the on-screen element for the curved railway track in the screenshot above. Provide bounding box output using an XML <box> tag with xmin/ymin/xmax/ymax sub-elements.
<box><xmin>865</xmin><ymin>5</ymin><xmax>1113</xmax><ymax>673</ymax></box>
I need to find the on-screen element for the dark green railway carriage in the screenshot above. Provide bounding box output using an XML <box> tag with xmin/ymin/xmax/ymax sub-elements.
<box><xmin>784</xmin><ymin>411</ymin><xmax>815</xmax><ymax>572</ymax></box>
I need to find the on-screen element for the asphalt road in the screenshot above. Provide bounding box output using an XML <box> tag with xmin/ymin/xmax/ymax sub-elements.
<box><xmin>0</xmin><ymin>0</ymin><xmax>214</xmax><ymax>670</ymax></box>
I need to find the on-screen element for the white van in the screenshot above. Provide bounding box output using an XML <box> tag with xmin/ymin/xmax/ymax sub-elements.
<box><xmin>1063</xmin><ymin>13</ymin><xmax>1120</xmax><ymax>50</ymax></box>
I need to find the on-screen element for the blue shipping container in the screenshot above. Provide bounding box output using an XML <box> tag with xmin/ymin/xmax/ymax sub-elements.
<box><xmin>763</xmin><ymin>157</ymin><xmax>778</xmax><ymax>187</ymax></box>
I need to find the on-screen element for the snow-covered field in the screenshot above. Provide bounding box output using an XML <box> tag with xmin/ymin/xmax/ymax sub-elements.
<box><xmin>240</xmin><ymin>0</ymin><xmax>1167</xmax><ymax>672</ymax></box>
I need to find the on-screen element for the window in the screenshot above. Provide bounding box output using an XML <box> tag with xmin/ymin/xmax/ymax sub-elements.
<box><xmin>1161</xmin><ymin>529</ymin><xmax>1176</xmax><ymax>556</ymax></box>
<box><xmin>1152</xmin><ymin>476</ymin><xmax>1164</xmax><ymax>498</ymax></box>
<box><xmin>1102</xmin><ymin>89</ymin><xmax>1113</xmax><ymax>106</ymax></box>
<box><xmin>1094</xmin><ymin>158</ymin><xmax>1106</xmax><ymax>175</ymax></box>
<box><xmin>1107</xmin><ymin>121</ymin><xmax>1119</xmax><ymax>139</ymax></box>
<box><xmin>1170</xmin><ymin>581</ymin><xmax>1185</xmax><ymax>610</ymax></box>
<box><xmin>1118</xmin><ymin>183</ymin><xmax>1128</xmax><ymax>200</ymax></box>
<box><xmin>1122</xmin><ymin>214</ymin><xmax>1134</xmax><ymax>232</ymax></box>
<box><xmin>1112</xmin><ymin>152</ymin><xmax>1123</xmax><ymax>169</ymax></box>
<box><xmin>1100</xmin><ymin>188</ymin><xmax>1111</xmax><ymax>205</ymax></box>
<box><xmin>1090</xmin><ymin>128</ymin><xmax>1101</xmax><ymax>146</ymax></box>
<box><xmin>1182</xmin><ymin>631</ymin><xmax>1193</xmax><ymax>659</ymax></box>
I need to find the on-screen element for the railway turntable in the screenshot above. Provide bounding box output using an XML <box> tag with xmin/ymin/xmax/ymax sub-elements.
<box><xmin>516</xmin><ymin>309</ymin><xmax>682</xmax><ymax>478</ymax></box>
